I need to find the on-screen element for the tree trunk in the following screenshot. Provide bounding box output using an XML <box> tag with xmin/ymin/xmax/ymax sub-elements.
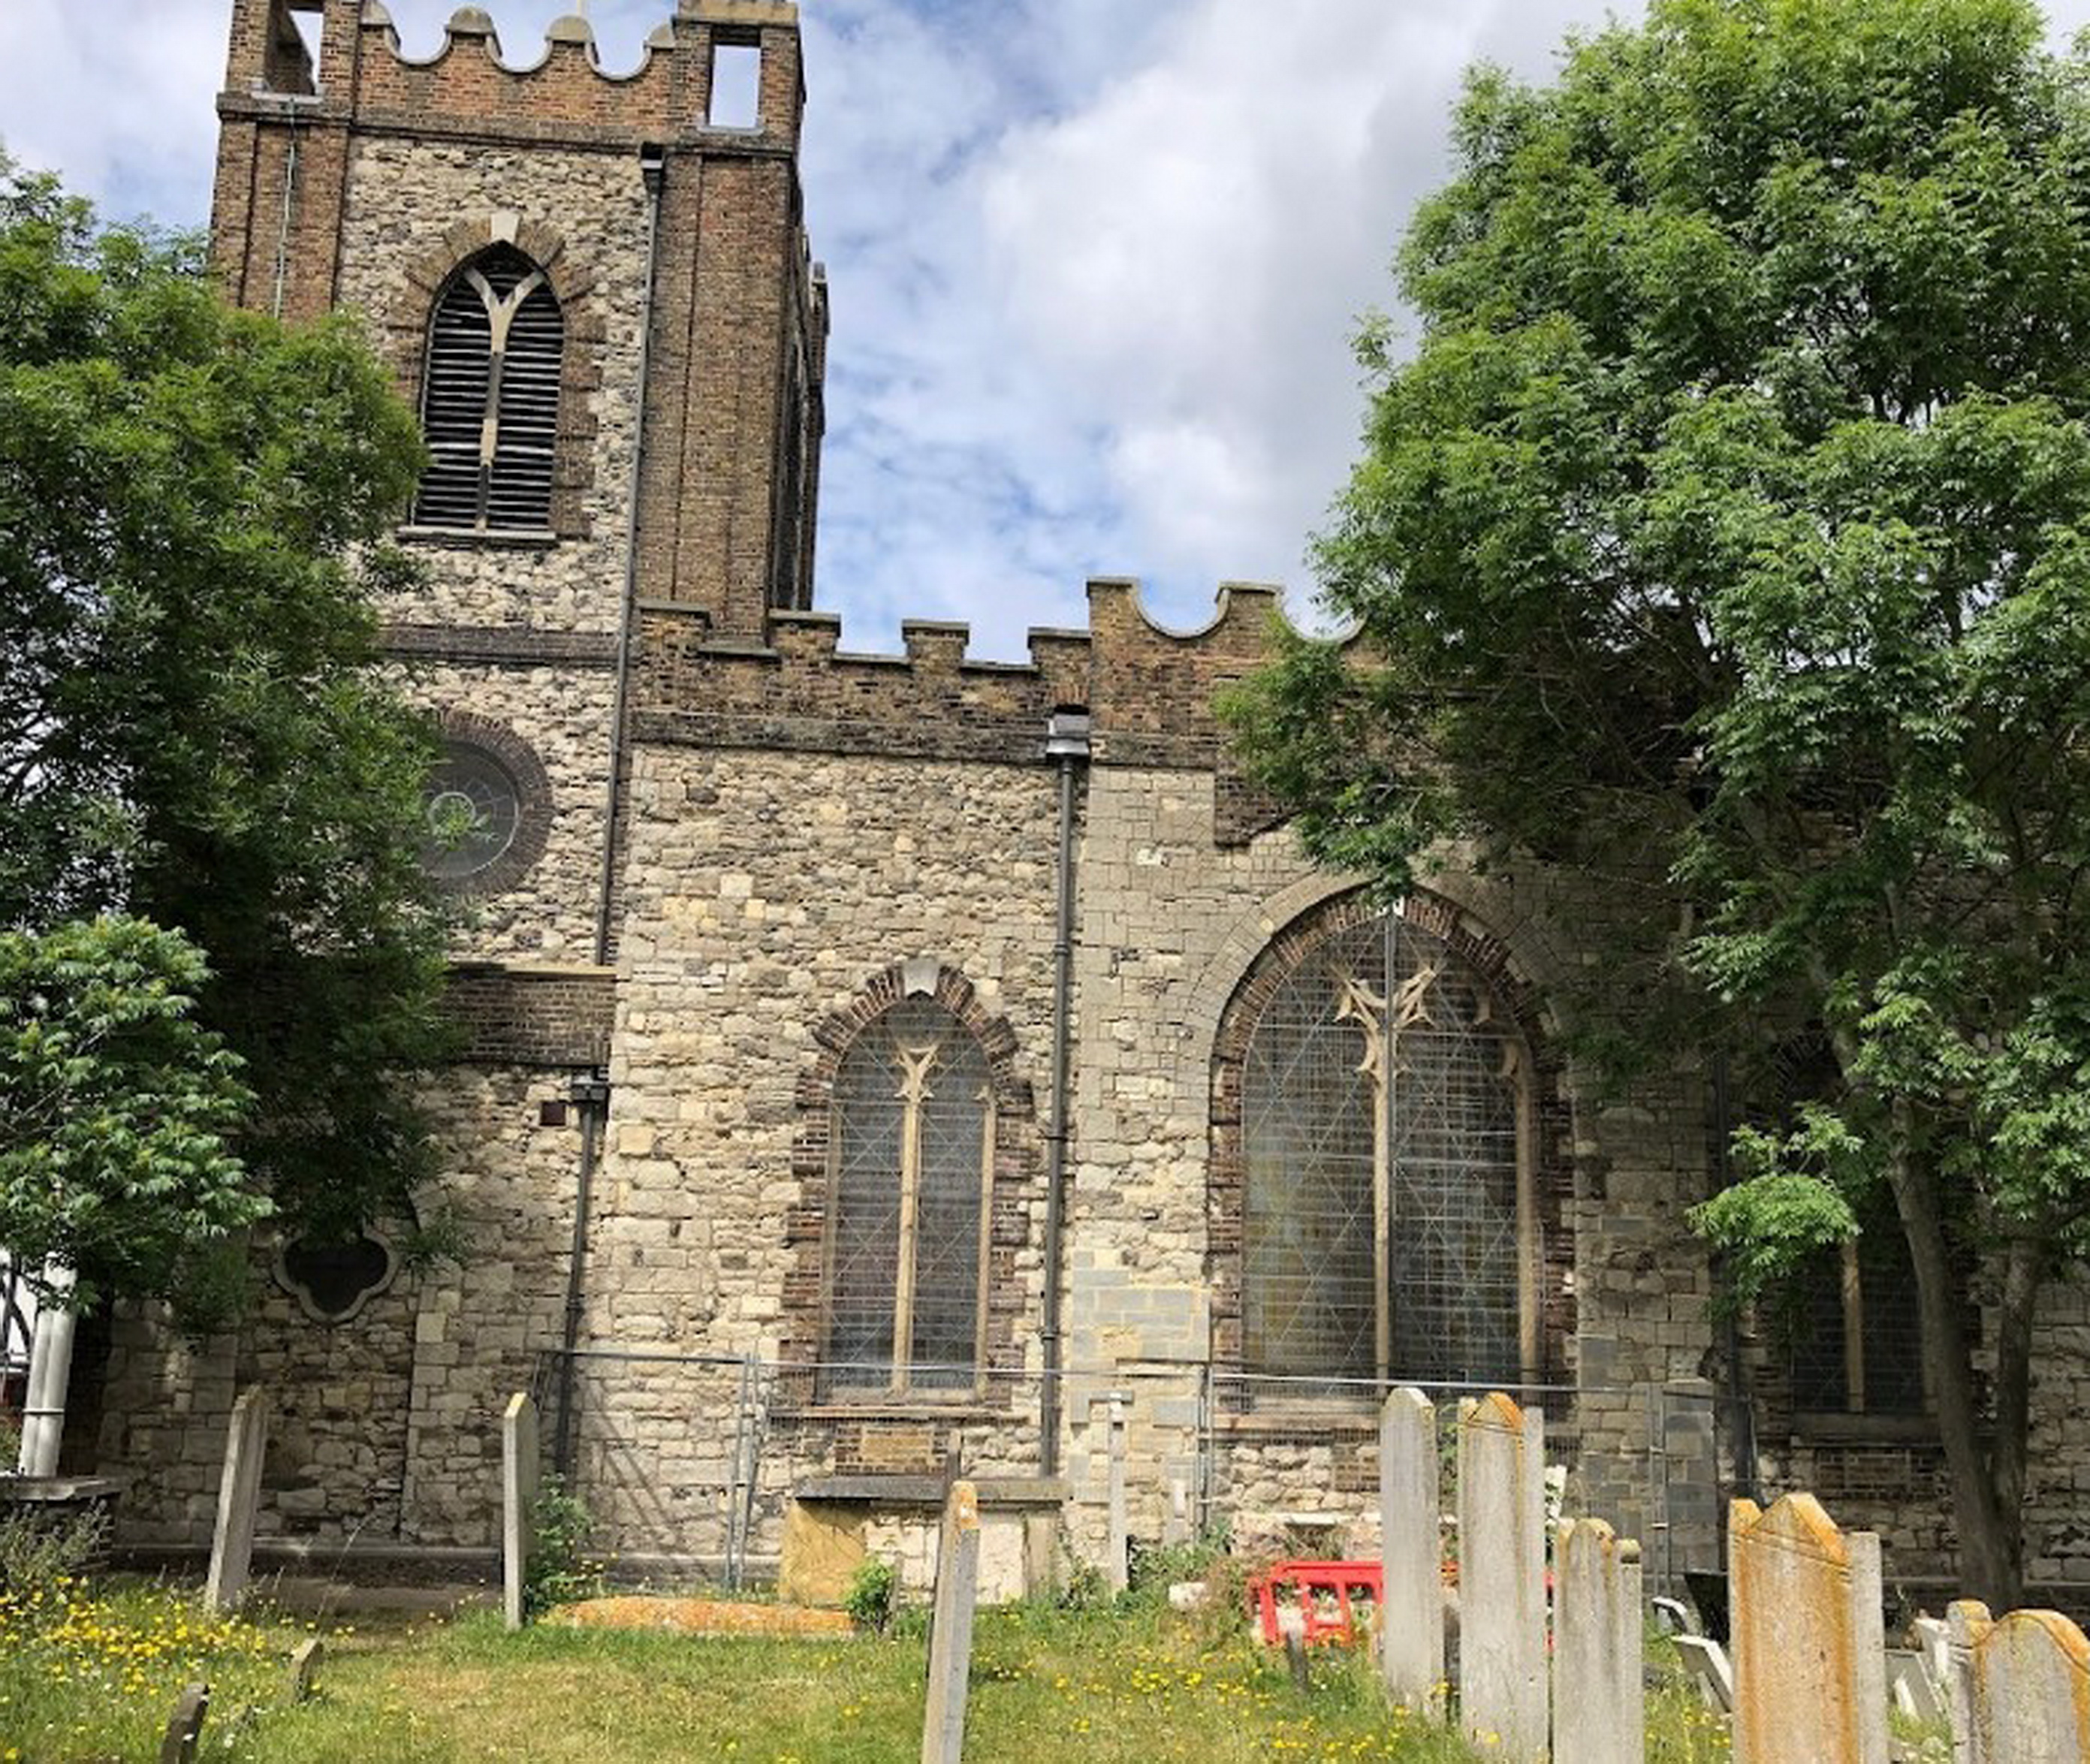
<box><xmin>1983</xmin><ymin>1238</ymin><xmax>2040</xmax><ymax>1610</ymax></box>
<box><xmin>1884</xmin><ymin>1117</ymin><xmax>2026</xmax><ymax>1609</ymax></box>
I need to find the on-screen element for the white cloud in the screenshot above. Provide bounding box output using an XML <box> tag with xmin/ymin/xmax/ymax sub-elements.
<box><xmin>14</xmin><ymin>1</ymin><xmax>2090</xmax><ymax>658</ymax></box>
<box><xmin>0</xmin><ymin>0</ymin><xmax>226</xmax><ymax>225</ymax></box>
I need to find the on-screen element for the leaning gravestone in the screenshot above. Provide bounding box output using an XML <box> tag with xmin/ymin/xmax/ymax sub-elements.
<box><xmin>502</xmin><ymin>1392</ymin><xmax>541</xmax><ymax>1631</ymax></box>
<box><xmin>1950</xmin><ymin>1603</ymin><xmax>2090</xmax><ymax>1764</ymax></box>
<box><xmin>921</xmin><ymin>1480</ymin><xmax>982</xmax><ymax>1764</ymax></box>
<box><xmin>159</xmin><ymin>1683</ymin><xmax>210</xmax><ymax>1764</ymax></box>
<box><xmin>1378</xmin><ymin>1387</ymin><xmax>1443</xmax><ymax>1708</ymax></box>
<box><xmin>1553</xmin><ymin>1517</ymin><xmax>1645</xmax><ymax>1764</ymax></box>
<box><xmin>286</xmin><ymin>1636</ymin><xmax>324</xmax><ymax>1704</ymax></box>
<box><xmin>203</xmin><ymin>1389</ymin><xmax>268</xmax><ymax>1615</ymax></box>
<box><xmin>1728</xmin><ymin>1494</ymin><xmax>1888</xmax><ymax>1764</ymax></box>
<box><xmin>1457</xmin><ymin>1392</ymin><xmax>1549</xmax><ymax>1762</ymax></box>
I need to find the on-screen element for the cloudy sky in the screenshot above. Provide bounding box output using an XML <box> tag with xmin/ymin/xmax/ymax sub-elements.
<box><xmin>7</xmin><ymin>2</ymin><xmax>2090</xmax><ymax>656</ymax></box>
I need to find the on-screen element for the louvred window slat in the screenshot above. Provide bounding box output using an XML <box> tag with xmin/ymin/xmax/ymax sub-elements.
<box><xmin>413</xmin><ymin>246</ymin><xmax>564</xmax><ymax>533</ymax></box>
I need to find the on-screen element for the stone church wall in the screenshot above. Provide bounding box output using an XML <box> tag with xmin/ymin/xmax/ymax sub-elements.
<box><xmin>79</xmin><ymin>0</ymin><xmax>2090</xmax><ymax>1604</ymax></box>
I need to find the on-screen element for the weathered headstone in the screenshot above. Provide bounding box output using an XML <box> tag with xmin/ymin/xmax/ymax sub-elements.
<box><xmin>1950</xmin><ymin>1603</ymin><xmax>2090</xmax><ymax>1764</ymax></box>
<box><xmin>1728</xmin><ymin>1494</ymin><xmax>1888</xmax><ymax>1764</ymax></box>
<box><xmin>1947</xmin><ymin>1601</ymin><xmax>1983</xmax><ymax>1764</ymax></box>
<box><xmin>159</xmin><ymin>1682</ymin><xmax>210</xmax><ymax>1764</ymax></box>
<box><xmin>1553</xmin><ymin>1517</ymin><xmax>1645</xmax><ymax>1764</ymax></box>
<box><xmin>1163</xmin><ymin>1476</ymin><xmax>1190</xmax><ymax>1548</ymax></box>
<box><xmin>1378</xmin><ymin>1387</ymin><xmax>1443</xmax><ymax>1707</ymax></box>
<box><xmin>921</xmin><ymin>1480</ymin><xmax>981</xmax><ymax>1764</ymax></box>
<box><xmin>502</xmin><ymin>1391</ymin><xmax>541</xmax><ymax>1631</ymax></box>
<box><xmin>1105</xmin><ymin>1395</ymin><xmax>1129</xmax><ymax>1594</ymax></box>
<box><xmin>1911</xmin><ymin>1614</ymin><xmax>1953</xmax><ymax>1729</ymax></box>
<box><xmin>203</xmin><ymin>1389</ymin><xmax>267</xmax><ymax>1615</ymax></box>
<box><xmin>1456</xmin><ymin>1392</ymin><xmax>1548</xmax><ymax>1762</ymax></box>
<box><xmin>286</xmin><ymin>1636</ymin><xmax>323</xmax><ymax>1704</ymax></box>
<box><xmin>1673</xmin><ymin>1634</ymin><xmax>1735</xmax><ymax>1714</ymax></box>
<box><xmin>1886</xmin><ymin>1648</ymin><xmax>1944</xmax><ymax>1724</ymax></box>
<box><xmin>1285</xmin><ymin>1625</ymin><xmax>1311</xmax><ymax>1693</ymax></box>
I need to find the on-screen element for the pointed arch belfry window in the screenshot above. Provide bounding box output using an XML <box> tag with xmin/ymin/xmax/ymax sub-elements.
<box><xmin>415</xmin><ymin>245</ymin><xmax>563</xmax><ymax>532</ymax></box>
<box><xmin>825</xmin><ymin>997</ymin><xmax>994</xmax><ymax>1394</ymax></box>
<box><xmin>1239</xmin><ymin>906</ymin><xmax>1537</xmax><ymax>1391</ymax></box>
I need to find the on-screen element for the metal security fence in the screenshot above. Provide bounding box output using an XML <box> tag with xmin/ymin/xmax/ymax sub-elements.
<box><xmin>538</xmin><ymin>1347</ymin><xmax>1730</xmax><ymax>1596</ymax></box>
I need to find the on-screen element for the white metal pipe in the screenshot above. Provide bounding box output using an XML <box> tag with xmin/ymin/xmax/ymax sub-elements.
<box><xmin>17</xmin><ymin>1265</ymin><xmax>77</xmax><ymax>1478</ymax></box>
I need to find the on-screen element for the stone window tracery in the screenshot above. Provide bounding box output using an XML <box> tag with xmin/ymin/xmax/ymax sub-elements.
<box><xmin>1240</xmin><ymin>909</ymin><xmax>1531</xmax><ymax>1389</ymax></box>
<box><xmin>1211</xmin><ymin>891</ymin><xmax>1573</xmax><ymax>1404</ymax></box>
<box><xmin>1788</xmin><ymin>1208</ymin><xmax>1930</xmax><ymax>1419</ymax></box>
<box><xmin>416</xmin><ymin>711</ymin><xmax>552</xmax><ymax>898</ymax></box>
<box><xmin>825</xmin><ymin>997</ymin><xmax>995</xmax><ymax>1395</ymax></box>
<box><xmin>415</xmin><ymin>244</ymin><xmax>564</xmax><ymax>532</ymax></box>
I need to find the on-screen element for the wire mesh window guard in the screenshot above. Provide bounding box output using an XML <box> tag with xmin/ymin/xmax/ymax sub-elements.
<box><xmin>1241</xmin><ymin>910</ymin><xmax>1528</xmax><ymax>1393</ymax></box>
<box><xmin>0</xmin><ymin>1255</ymin><xmax>35</xmax><ymax>1378</ymax></box>
<box><xmin>825</xmin><ymin>999</ymin><xmax>993</xmax><ymax>1395</ymax></box>
<box><xmin>1790</xmin><ymin>1223</ymin><xmax>1929</xmax><ymax>1416</ymax></box>
<box><xmin>415</xmin><ymin>246</ymin><xmax>562</xmax><ymax>532</ymax></box>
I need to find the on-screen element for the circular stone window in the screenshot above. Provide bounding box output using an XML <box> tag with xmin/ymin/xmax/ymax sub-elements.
<box><xmin>418</xmin><ymin>716</ymin><xmax>550</xmax><ymax>896</ymax></box>
<box><xmin>423</xmin><ymin>741</ymin><xmax>522</xmax><ymax>881</ymax></box>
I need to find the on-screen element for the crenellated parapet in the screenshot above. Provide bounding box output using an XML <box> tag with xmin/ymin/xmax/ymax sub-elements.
<box><xmin>631</xmin><ymin>580</ymin><xmax>1319</xmax><ymax>843</ymax></box>
<box><xmin>219</xmin><ymin>2</ymin><xmax>804</xmax><ymax>151</ymax></box>
<box><xmin>633</xmin><ymin>604</ymin><xmax>1090</xmax><ymax>767</ymax></box>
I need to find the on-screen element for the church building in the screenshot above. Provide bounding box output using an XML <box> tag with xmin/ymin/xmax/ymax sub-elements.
<box><xmin>72</xmin><ymin>0</ymin><xmax>2090</xmax><ymax>1601</ymax></box>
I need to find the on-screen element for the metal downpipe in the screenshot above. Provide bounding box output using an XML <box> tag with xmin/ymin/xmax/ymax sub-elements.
<box><xmin>1039</xmin><ymin>710</ymin><xmax>1090</xmax><ymax>1480</ymax></box>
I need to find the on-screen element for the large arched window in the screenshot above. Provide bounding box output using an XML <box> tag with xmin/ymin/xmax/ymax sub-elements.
<box><xmin>1239</xmin><ymin>906</ymin><xmax>1533</xmax><ymax>1390</ymax></box>
<box><xmin>825</xmin><ymin>998</ymin><xmax>994</xmax><ymax>1395</ymax></box>
<box><xmin>415</xmin><ymin>245</ymin><xmax>563</xmax><ymax>532</ymax></box>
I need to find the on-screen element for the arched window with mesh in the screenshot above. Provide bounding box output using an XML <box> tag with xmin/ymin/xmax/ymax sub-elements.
<box><xmin>414</xmin><ymin>245</ymin><xmax>563</xmax><ymax>532</ymax></box>
<box><xmin>825</xmin><ymin>999</ymin><xmax>994</xmax><ymax>1395</ymax></box>
<box><xmin>1241</xmin><ymin>909</ymin><xmax>1532</xmax><ymax>1392</ymax></box>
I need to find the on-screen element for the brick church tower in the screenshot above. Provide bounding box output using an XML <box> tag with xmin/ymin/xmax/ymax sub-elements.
<box><xmin>90</xmin><ymin>1</ymin><xmax>834</xmax><ymax>1544</ymax></box>
<box><xmin>207</xmin><ymin>0</ymin><xmax>828</xmax><ymax>1072</ymax></box>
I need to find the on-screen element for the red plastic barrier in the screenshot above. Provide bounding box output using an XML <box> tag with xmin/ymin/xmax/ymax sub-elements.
<box><xmin>1247</xmin><ymin>1560</ymin><xmax>1384</xmax><ymax>1649</ymax></box>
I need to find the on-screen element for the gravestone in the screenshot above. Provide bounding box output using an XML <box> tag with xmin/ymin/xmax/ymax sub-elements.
<box><xmin>1886</xmin><ymin>1648</ymin><xmax>1944</xmax><ymax>1724</ymax></box>
<box><xmin>1285</xmin><ymin>1626</ymin><xmax>1311</xmax><ymax>1692</ymax></box>
<box><xmin>502</xmin><ymin>1391</ymin><xmax>541</xmax><ymax>1631</ymax></box>
<box><xmin>159</xmin><ymin>1683</ymin><xmax>210</xmax><ymax>1764</ymax></box>
<box><xmin>1673</xmin><ymin>1634</ymin><xmax>1735</xmax><ymax>1714</ymax></box>
<box><xmin>1105</xmin><ymin>1395</ymin><xmax>1129</xmax><ymax>1594</ymax></box>
<box><xmin>1947</xmin><ymin>1601</ymin><xmax>1983</xmax><ymax>1764</ymax></box>
<box><xmin>1553</xmin><ymin>1517</ymin><xmax>1645</xmax><ymax>1764</ymax></box>
<box><xmin>1728</xmin><ymin>1494</ymin><xmax>1888</xmax><ymax>1764</ymax></box>
<box><xmin>1164</xmin><ymin>1477</ymin><xmax>1190</xmax><ymax>1548</ymax></box>
<box><xmin>1456</xmin><ymin>1392</ymin><xmax>1549</xmax><ymax>1762</ymax></box>
<box><xmin>921</xmin><ymin>1480</ymin><xmax>981</xmax><ymax>1764</ymax></box>
<box><xmin>203</xmin><ymin>1389</ymin><xmax>267</xmax><ymax>1615</ymax></box>
<box><xmin>1909</xmin><ymin>1614</ymin><xmax>1953</xmax><ymax>1732</ymax></box>
<box><xmin>1378</xmin><ymin>1387</ymin><xmax>1443</xmax><ymax>1708</ymax></box>
<box><xmin>287</xmin><ymin>1636</ymin><xmax>323</xmax><ymax>1704</ymax></box>
<box><xmin>1951</xmin><ymin>1603</ymin><xmax>2090</xmax><ymax>1764</ymax></box>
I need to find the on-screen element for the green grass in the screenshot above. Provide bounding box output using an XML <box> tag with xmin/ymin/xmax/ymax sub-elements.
<box><xmin>0</xmin><ymin>1578</ymin><xmax>1731</xmax><ymax>1763</ymax></box>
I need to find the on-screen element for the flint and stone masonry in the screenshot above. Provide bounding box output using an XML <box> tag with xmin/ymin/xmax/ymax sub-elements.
<box><xmin>74</xmin><ymin>0</ymin><xmax>2090</xmax><ymax>1604</ymax></box>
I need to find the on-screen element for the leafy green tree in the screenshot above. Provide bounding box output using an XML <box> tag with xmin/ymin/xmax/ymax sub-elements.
<box><xmin>0</xmin><ymin>918</ymin><xmax>264</xmax><ymax>1307</ymax></box>
<box><xmin>1225</xmin><ymin>0</ymin><xmax>2090</xmax><ymax>1604</ymax></box>
<box><xmin>0</xmin><ymin>154</ymin><xmax>451</xmax><ymax>1280</ymax></box>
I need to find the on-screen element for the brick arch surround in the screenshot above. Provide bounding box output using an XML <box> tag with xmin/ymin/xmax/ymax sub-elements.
<box><xmin>780</xmin><ymin>961</ymin><xmax>1039</xmax><ymax>1392</ymax></box>
<box><xmin>1208</xmin><ymin>885</ymin><xmax>1578</xmax><ymax>1393</ymax></box>
<box><xmin>389</xmin><ymin>215</ymin><xmax>608</xmax><ymax>539</ymax></box>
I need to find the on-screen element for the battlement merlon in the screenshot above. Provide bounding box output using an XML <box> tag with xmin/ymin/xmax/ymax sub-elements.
<box><xmin>629</xmin><ymin>580</ymin><xmax>1319</xmax><ymax>776</ymax></box>
<box><xmin>219</xmin><ymin>2</ymin><xmax>807</xmax><ymax>153</ymax></box>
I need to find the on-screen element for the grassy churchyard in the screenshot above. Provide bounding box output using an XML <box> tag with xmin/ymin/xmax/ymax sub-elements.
<box><xmin>0</xmin><ymin>1576</ymin><xmax>1739</xmax><ymax>1764</ymax></box>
